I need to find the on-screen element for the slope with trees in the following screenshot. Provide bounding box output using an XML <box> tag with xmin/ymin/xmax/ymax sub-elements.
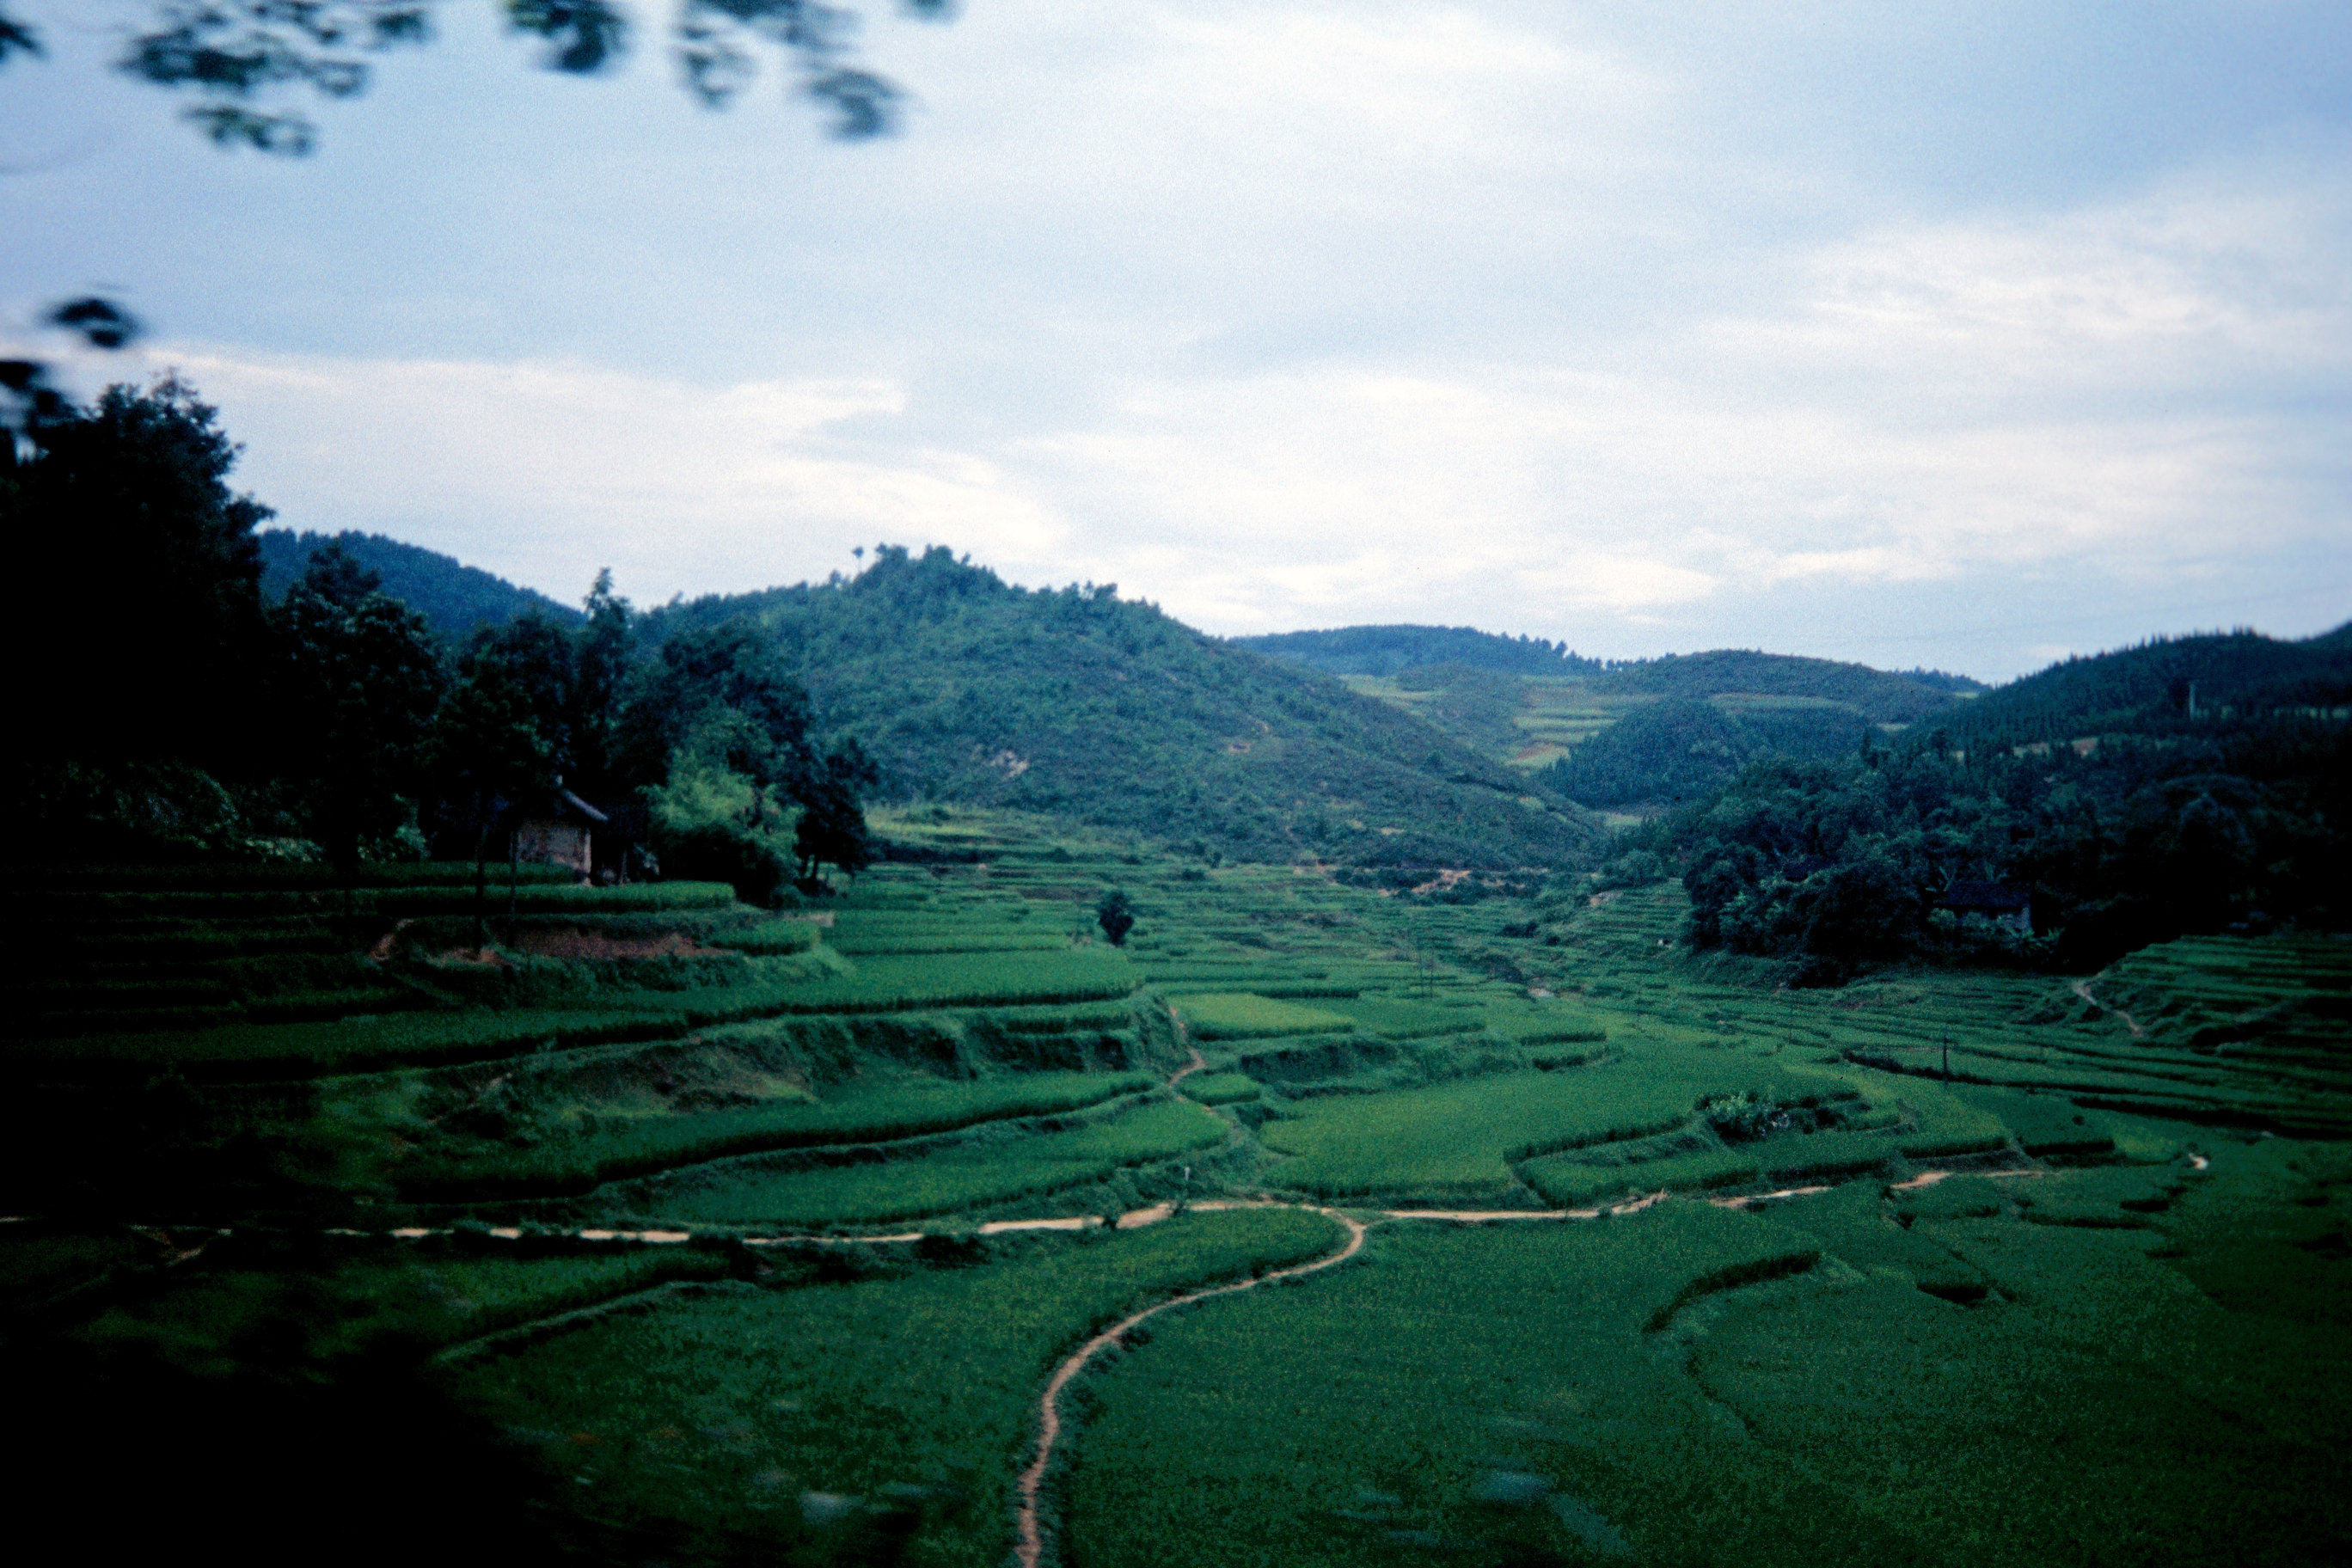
<box><xmin>1535</xmin><ymin>697</ymin><xmax>1873</xmax><ymax>810</ymax></box>
<box><xmin>641</xmin><ymin>548</ymin><xmax>1604</xmax><ymax>872</ymax></box>
<box><xmin>256</xmin><ymin>529</ymin><xmax>578</xmax><ymax>641</ymax></box>
<box><xmin>1927</xmin><ymin>628</ymin><xmax>2352</xmax><ymax>751</ymax></box>
<box><xmin>1648</xmin><ymin>630</ymin><xmax>2349</xmax><ymax>977</ymax></box>
<box><xmin>1232</xmin><ymin>624</ymin><xmax>1608</xmax><ymax>677</ymax></box>
<box><xmin>1583</xmin><ymin>649</ymin><xmax>1959</xmax><ymax>725</ymax></box>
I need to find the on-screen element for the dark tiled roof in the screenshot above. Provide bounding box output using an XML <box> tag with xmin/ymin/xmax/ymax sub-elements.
<box><xmin>1943</xmin><ymin>880</ymin><xmax>2029</xmax><ymax>911</ymax></box>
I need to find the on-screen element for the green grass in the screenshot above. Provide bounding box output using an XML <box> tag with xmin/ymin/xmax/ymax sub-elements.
<box><xmin>1062</xmin><ymin>1204</ymin><xmax>1847</xmax><ymax>1568</ymax></box>
<box><xmin>1320</xmin><ymin>996</ymin><xmax>1488</xmax><ymax>1039</ymax></box>
<box><xmin>21</xmin><ymin>1006</ymin><xmax>693</xmax><ymax>1079</ymax></box>
<box><xmin>1260</xmin><ymin>1050</ymin><xmax>1795</xmax><ymax>1200</ymax></box>
<box><xmin>1064</xmin><ymin>1168</ymin><xmax>2352</xmax><ymax>1568</ymax></box>
<box><xmin>1892</xmin><ymin>1175</ymin><xmax>2011</xmax><ymax>1222</ymax></box>
<box><xmin>1752</xmin><ymin>1129</ymin><xmax>1907</xmax><ymax>1179</ymax></box>
<box><xmin>1173</xmin><ymin>993</ymin><xmax>1357</xmax><ymax>1040</ymax></box>
<box><xmin>1519</xmin><ymin>1148</ymin><xmax>1761</xmax><ymax>1207</ymax></box>
<box><xmin>1177</xmin><ymin>1070</ymin><xmax>1262</xmax><ymax>1106</ymax></box>
<box><xmin>68</xmin><ymin>1242</ymin><xmax>733</xmax><ymax>1372</ymax></box>
<box><xmin>1948</xmin><ymin>1084</ymin><xmax>2116</xmax><ymax>1155</ymax></box>
<box><xmin>2011</xmin><ymin>1167</ymin><xmax>2183</xmax><ymax>1229</ymax></box>
<box><xmin>705</xmin><ymin>917</ymin><xmax>823</xmax><ymax>955</ymax></box>
<box><xmin>22</xmin><ymin>818</ymin><xmax>2352</xmax><ymax>1568</ymax></box>
<box><xmin>446</xmin><ymin>1209</ymin><xmax>1344</xmax><ymax>1567</ymax></box>
<box><xmin>52</xmin><ymin>880</ymin><xmax>741</xmax><ymax>921</ymax></box>
<box><xmin>398</xmin><ymin>1070</ymin><xmax>1160</xmax><ymax>1197</ymax></box>
<box><xmin>623</xmin><ymin>1096</ymin><xmax>1231</xmax><ymax>1228</ymax></box>
<box><xmin>679</xmin><ymin>951</ymin><xmax>1141</xmax><ymax>1020</ymax></box>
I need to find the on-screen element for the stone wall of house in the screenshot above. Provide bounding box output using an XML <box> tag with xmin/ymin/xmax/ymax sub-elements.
<box><xmin>515</xmin><ymin>818</ymin><xmax>591</xmax><ymax>878</ymax></box>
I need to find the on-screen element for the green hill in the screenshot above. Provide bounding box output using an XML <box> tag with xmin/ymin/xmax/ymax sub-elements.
<box><xmin>1930</xmin><ymin>626</ymin><xmax>2352</xmax><ymax>749</ymax></box>
<box><xmin>1537</xmin><ymin>696</ymin><xmax>1873</xmax><ymax>808</ymax></box>
<box><xmin>1584</xmin><ymin>649</ymin><xmax>1957</xmax><ymax>725</ymax></box>
<box><xmin>1326</xmin><ymin>649</ymin><xmax>1957</xmax><ymax>781</ymax></box>
<box><xmin>256</xmin><ymin>530</ymin><xmax>579</xmax><ymax>640</ymax></box>
<box><xmin>638</xmin><ymin>548</ymin><xmax>1602</xmax><ymax>871</ymax></box>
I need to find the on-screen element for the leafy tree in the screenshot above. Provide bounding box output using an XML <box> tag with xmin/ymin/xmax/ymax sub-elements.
<box><xmin>568</xmin><ymin>568</ymin><xmax>633</xmax><ymax>793</ymax></box>
<box><xmin>793</xmin><ymin>738</ymin><xmax>879</xmax><ymax>886</ymax></box>
<box><xmin>1234</xmin><ymin>624</ymin><xmax>1606</xmax><ymax>678</ymax></box>
<box><xmin>1095</xmin><ymin>886</ymin><xmax>1136</xmax><ymax>946</ymax></box>
<box><xmin>426</xmin><ymin>615</ymin><xmax>574</xmax><ymax>912</ymax></box>
<box><xmin>1668</xmin><ymin>714</ymin><xmax>2348</xmax><ymax>976</ymax></box>
<box><xmin>610</xmin><ymin>618</ymin><xmax>877</xmax><ymax>896</ymax></box>
<box><xmin>273</xmin><ymin>543</ymin><xmax>450</xmax><ymax>868</ymax></box>
<box><xmin>7</xmin><ymin>376</ymin><xmax>275</xmax><ymax>772</ymax></box>
<box><xmin>616</xmin><ymin>621</ymin><xmax>813</xmax><ymax>794</ymax></box>
<box><xmin>644</xmin><ymin>750</ymin><xmax>799</xmax><ymax>903</ymax></box>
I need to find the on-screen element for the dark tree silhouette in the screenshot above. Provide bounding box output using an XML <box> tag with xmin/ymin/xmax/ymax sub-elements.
<box><xmin>1</xmin><ymin>1</ymin><xmax>951</xmax><ymax>155</ymax></box>
<box><xmin>273</xmin><ymin>543</ymin><xmax>450</xmax><ymax>868</ymax></box>
<box><xmin>1096</xmin><ymin>886</ymin><xmax>1136</xmax><ymax>946</ymax></box>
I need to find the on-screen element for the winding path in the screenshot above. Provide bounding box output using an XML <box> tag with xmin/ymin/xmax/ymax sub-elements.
<box><xmin>2073</xmin><ymin>979</ymin><xmax>2146</xmax><ymax>1038</ymax></box>
<box><xmin>1012</xmin><ymin>1203</ymin><xmax>1368</xmax><ymax>1568</ymax></box>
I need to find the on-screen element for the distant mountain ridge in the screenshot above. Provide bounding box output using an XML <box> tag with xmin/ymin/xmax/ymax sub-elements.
<box><xmin>1234</xmin><ymin>622</ymin><xmax>1987</xmax><ymax>701</ymax></box>
<box><xmin>1231</xmin><ymin>624</ymin><xmax>1608</xmax><ymax>677</ymax></box>
<box><xmin>255</xmin><ymin>530</ymin><xmax>578</xmax><ymax>641</ymax></box>
<box><xmin>265</xmin><ymin>534</ymin><xmax>2340</xmax><ymax>854</ymax></box>
<box><xmin>1584</xmin><ymin>649</ymin><xmax>1957</xmax><ymax>726</ymax></box>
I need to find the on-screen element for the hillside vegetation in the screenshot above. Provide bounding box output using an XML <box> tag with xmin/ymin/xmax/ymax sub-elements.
<box><xmin>1932</xmin><ymin>626</ymin><xmax>2351</xmax><ymax>749</ymax></box>
<box><xmin>1535</xmin><ymin>696</ymin><xmax>1873</xmax><ymax>808</ymax></box>
<box><xmin>1584</xmin><ymin>648</ymin><xmax>1958</xmax><ymax>724</ymax></box>
<box><xmin>1231</xmin><ymin>623</ymin><xmax>1608</xmax><ymax>677</ymax></box>
<box><xmin>1336</xmin><ymin>650</ymin><xmax>1955</xmax><ymax>796</ymax></box>
<box><xmin>257</xmin><ymin>528</ymin><xmax>579</xmax><ymax>640</ymax></box>
<box><xmin>640</xmin><ymin>547</ymin><xmax>1602</xmax><ymax>871</ymax></box>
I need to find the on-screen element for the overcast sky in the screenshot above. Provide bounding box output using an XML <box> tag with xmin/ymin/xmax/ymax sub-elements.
<box><xmin>7</xmin><ymin>2</ymin><xmax>2348</xmax><ymax>678</ymax></box>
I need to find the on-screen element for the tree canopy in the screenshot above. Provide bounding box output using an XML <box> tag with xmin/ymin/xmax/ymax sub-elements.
<box><xmin>0</xmin><ymin>1</ymin><xmax>952</xmax><ymax>154</ymax></box>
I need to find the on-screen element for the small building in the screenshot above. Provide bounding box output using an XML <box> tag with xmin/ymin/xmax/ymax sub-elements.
<box><xmin>1940</xmin><ymin>880</ymin><xmax>2032</xmax><ymax>936</ymax></box>
<box><xmin>512</xmin><ymin>788</ymin><xmax>609</xmax><ymax>881</ymax></box>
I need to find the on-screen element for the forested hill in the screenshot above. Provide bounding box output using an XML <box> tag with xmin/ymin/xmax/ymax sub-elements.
<box><xmin>1230</xmin><ymin>624</ymin><xmax>1607</xmax><ymax>677</ymax></box>
<box><xmin>640</xmin><ymin>548</ymin><xmax>1603</xmax><ymax>870</ymax></box>
<box><xmin>1928</xmin><ymin>626</ymin><xmax>2352</xmax><ymax>748</ymax></box>
<box><xmin>256</xmin><ymin>530</ymin><xmax>578</xmax><ymax>640</ymax></box>
<box><xmin>1585</xmin><ymin>650</ymin><xmax>1957</xmax><ymax>725</ymax></box>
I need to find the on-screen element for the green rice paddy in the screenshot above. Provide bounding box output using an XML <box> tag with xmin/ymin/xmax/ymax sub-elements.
<box><xmin>14</xmin><ymin>809</ymin><xmax>2348</xmax><ymax>1566</ymax></box>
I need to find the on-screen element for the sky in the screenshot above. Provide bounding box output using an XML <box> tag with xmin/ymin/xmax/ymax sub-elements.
<box><xmin>5</xmin><ymin>1</ymin><xmax>2349</xmax><ymax>680</ymax></box>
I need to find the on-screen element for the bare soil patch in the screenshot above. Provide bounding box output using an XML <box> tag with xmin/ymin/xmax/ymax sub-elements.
<box><xmin>511</xmin><ymin>928</ymin><xmax>729</xmax><ymax>960</ymax></box>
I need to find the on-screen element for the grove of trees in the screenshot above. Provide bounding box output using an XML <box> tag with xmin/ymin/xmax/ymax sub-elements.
<box><xmin>5</xmin><ymin>377</ymin><xmax>874</xmax><ymax>899</ymax></box>
<box><xmin>1656</xmin><ymin>716</ymin><xmax>2348</xmax><ymax>980</ymax></box>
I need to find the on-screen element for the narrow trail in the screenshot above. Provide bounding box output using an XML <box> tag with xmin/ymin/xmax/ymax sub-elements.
<box><xmin>2073</xmin><ymin>979</ymin><xmax>2146</xmax><ymax>1038</ymax></box>
<box><xmin>1012</xmin><ymin>1204</ymin><xmax>1367</xmax><ymax>1568</ymax></box>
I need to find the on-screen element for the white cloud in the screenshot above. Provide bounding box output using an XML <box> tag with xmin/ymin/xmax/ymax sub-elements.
<box><xmin>18</xmin><ymin>3</ymin><xmax>2339</xmax><ymax>680</ymax></box>
<box><xmin>159</xmin><ymin>346</ymin><xmax>1067</xmax><ymax>603</ymax></box>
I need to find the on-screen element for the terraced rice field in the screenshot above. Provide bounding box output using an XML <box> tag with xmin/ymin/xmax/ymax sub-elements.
<box><xmin>11</xmin><ymin>807</ymin><xmax>2346</xmax><ymax>1568</ymax></box>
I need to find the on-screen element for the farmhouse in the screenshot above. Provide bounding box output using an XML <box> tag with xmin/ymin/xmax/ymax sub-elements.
<box><xmin>1939</xmin><ymin>879</ymin><xmax>2032</xmax><ymax>935</ymax></box>
<box><xmin>512</xmin><ymin>787</ymin><xmax>609</xmax><ymax>881</ymax></box>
